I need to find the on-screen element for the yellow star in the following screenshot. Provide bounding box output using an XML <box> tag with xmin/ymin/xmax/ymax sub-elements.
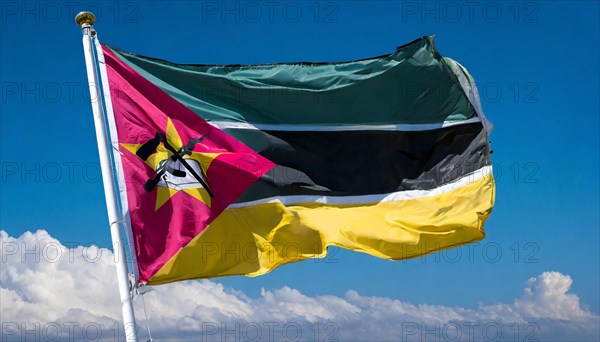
<box><xmin>121</xmin><ymin>118</ymin><xmax>222</xmax><ymax>211</ymax></box>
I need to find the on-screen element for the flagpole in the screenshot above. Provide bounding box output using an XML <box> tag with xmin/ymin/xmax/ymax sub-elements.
<box><xmin>75</xmin><ymin>11</ymin><xmax>139</xmax><ymax>342</ymax></box>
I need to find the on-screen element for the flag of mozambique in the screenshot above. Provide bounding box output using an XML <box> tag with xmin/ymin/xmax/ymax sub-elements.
<box><xmin>99</xmin><ymin>36</ymin><xmax>495</xmax><ymax>285</ymax></box>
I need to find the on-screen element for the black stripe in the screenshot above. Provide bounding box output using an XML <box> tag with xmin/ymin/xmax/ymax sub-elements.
<box><xmin>226</xmin><ymin>123</ymin><xmax>490</xmax><ymax>202</ymax></box>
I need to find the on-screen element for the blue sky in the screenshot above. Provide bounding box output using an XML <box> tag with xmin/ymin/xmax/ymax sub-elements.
<box><xmin>1</xmin><ymin>1</ymin><xmax>599</xmax><ymax>339</ymax></box>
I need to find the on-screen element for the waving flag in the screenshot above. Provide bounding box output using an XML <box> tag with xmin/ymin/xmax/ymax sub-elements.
<box><xmin>100</xmin><ymin>36</ymin><xmax>495</xmax><ymax>285</ymax></box>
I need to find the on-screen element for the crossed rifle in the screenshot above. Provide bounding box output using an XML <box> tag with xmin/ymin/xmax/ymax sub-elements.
<box><xmin>135</xmin><ymin>132</ymin><xmax>214</xmax><ymax>198</ymax></box>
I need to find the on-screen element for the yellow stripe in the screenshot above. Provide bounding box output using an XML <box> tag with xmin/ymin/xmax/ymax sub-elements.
<box><xmin>148</xmin><ymin>174</ymin><xmax>495</xmax><ymax>285</ymax></box>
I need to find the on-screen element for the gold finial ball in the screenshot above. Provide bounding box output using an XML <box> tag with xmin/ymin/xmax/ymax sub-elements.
<box><xmin>75</xmin><ymin>11</ymin><xmax>96</xmax><ymax>27</ymax></box>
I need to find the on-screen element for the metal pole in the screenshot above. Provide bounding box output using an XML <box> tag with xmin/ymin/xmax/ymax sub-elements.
<box><xmin>75</xmin><ymin>11</ymin><xmax>139</xmax><ymax>342</ymax></box>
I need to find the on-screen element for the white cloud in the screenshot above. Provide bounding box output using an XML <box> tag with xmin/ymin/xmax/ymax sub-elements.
<box><xmin>1</xmin><ymin>230</ymin><xmax>598</xmax><ymax>341</ymax></box>
<box><xmin>514</xmin><ymin>271</ymin><xmax>592</xmax><ymax>321</ymax></box>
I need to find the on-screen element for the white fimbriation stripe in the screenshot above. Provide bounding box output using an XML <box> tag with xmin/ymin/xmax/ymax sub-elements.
<box><xmin>209</xmin><ymin>117</ymin><xmax>482</xmax><ymax>132</ymax></box>
<box><xmin>228</xmin><ymin>165</ymin><xmax>492</xmax><ymax>208</ymax></box>
<box><xmin>94</xmin><ymin>38</ymin><xmax>140</xmax><ymax>284</ymax></box>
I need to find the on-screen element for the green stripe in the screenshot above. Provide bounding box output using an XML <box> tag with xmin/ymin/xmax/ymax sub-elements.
<box><xmin>106</xmin><ymin>36</ymin><xmax>476</xmax><ymax>125</ymax></box>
